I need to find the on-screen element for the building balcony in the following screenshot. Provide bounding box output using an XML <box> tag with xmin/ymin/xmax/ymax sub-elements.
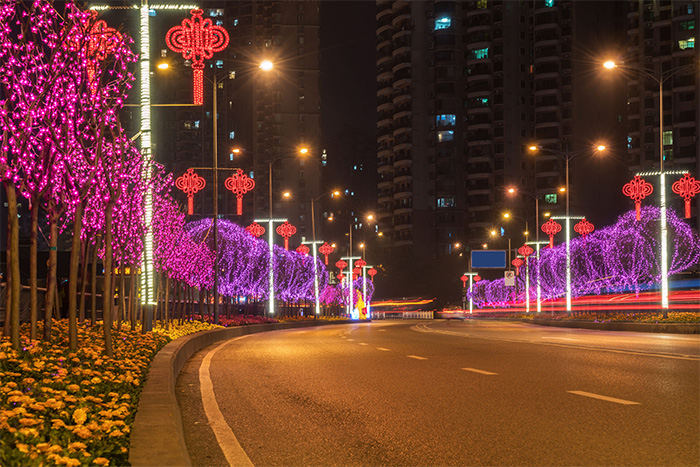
<box><xmin>394</xmin><ymin>174</ymin><xmax>413</xmax><ymax>184</ymax></box>
<box><xmin>393</xmin><ymin>206</ymin><xmax>413</xmax><ymax>216</ymax></box>
<box><xmin>394</xmin><ymin>141</ymin><xmax>412</xmax><ymax>152</ymax></box>
<box><xmin>393</xmin><ymin>77</ymin><xmax>411</xmax><ymax>90</ymax></box>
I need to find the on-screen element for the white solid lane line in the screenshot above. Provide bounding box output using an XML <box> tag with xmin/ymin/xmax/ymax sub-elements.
<box><xmin>541</xmin><ymin>337</ymin><xmax>580</xmax><ymax>341</ymax></box>
<box><xmin>377</xmin><ymin>347</ymin><xmax>391</xmax><ymax>351</ymax></box>
<box><xmin>568</xmin><ymin>390</ymin><xmax>640</xmax><ymax>405</ymax></box>
<box><xmin>407</xmin><ymin>355</ymin><xmax>427</xmax><ymax>360</ymax></box>
<box><xmin>462</xmin><ymin>367</ymin><xmax>498</xmax><ymax>375</ymax></box>
<box><xmin>199</xmin><ymin>336</ymin><xmax>254</xmax><ymax>467</ymax></box>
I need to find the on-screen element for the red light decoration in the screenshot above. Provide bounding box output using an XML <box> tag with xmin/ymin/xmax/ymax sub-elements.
<box><xmin>517</xmin><ymin>244</ymin><xmax>534</xmax><ymax>260</ymax></box>
<box><xmin>368</xmin><ymin>268</ymin><xmax>377</xmax><ymax>282</ymax></box>
<box><xmin>460</xmin><ymin>274</ymin><xmax>468</xmax><ymax>288</ymax></box>
<box><xmin>175</xmin><ymin>168</ymin><xmax>206</xmax><ymax>215</ymax></box>
<box><xmin>474</xmin><ymin>275</ymin><xmax>481</xmax><ymax>282</ymax></box>
<box><xmin>296</xmin><ymin>244</ymin><xmax>309</xmax><ymax>255</ymax></box>
<box><xmin>352</xmin><ymin>267</ymin><xmax>361</xmax><ymax>280</ymax></box>
<box><xmin>318</xmin><ymin>242</ymin><xmax>334</xmax><ymax>265</ymax></box>
<box><xmin>512</xmin><ymin>258</ymin><xmax>524</xmax><ymax>276</ymax></box>
<box><xmin>276</xmin><ymin>221</ymin><xmax>296</xmax><ymax>250</ymax></box>
<box><xmin>165</xmin><ymin>9</ymin><xmax>230</xmax><ymax>105</ymax></box>
<box><xmin>335</xmin><ymin>260</ymin><xmax>348</xmax><ymax>272</ymax></box>
<box><xmin>541</xmin><ymin>219</ymin><xmax>562</xmax><ymax>249</ymax></box>
<box><xmin>337</xmin><ymin>273</ymin><xmax>345</xmax><ymax>281</ymax></box>
<box><xmin>574</xmin><ymin>218</ymin><xmax>595</xmax><ymax>240</ymax></box>
<box><xmin>672</xmin><ymin>173</ymin><xmax>700</xmax><ymax>219</ymax></box>
<box><xmin>71</xmin><ymin>11</ymin><xmax>123</xmax><ymax>95</ymax></box>
<box><xmin>623</xmin><ymin>175</ymin><xmax>653</xmax><ymax>221</ymax></box>
<box><xmin>245</xmin><ymin>222</ymin><xmax>265</xmax><ymax>238</ymax></box>
<box><xmin>355</xmin><ymin>259</ymin><xmax>367</xmax><ymax>269</ymax></box>
<box><xmin>224</xmin><ymin>169</ymin><xmax>255</xmax><ymax>216</ymax></box>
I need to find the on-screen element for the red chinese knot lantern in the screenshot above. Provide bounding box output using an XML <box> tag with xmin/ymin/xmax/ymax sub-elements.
<box><xmin>245</xmin><ymin>222</ymin><xmax>265</xmax><ymax>238</ymax></box>
<box><xmin>355</xmin><ymin>259</ymin><xmax>367</xmax><ymax>269</ymax></box>
<box><xmin>335</xmin><ymin>260</ymin><xmax>348</xmax><ymax>271</ymax></box>
<box><xmin>165</xmin><ymin>9</ymin><xmax>230</xmax><ymax>105</ymax></box>
<box><xmin>672</xmin><ymin>173</ymin><xmax>700</xmax><ymax>219</ymax></box>
<box><xmin>460</xmin><ymin>274</ymin><xmax>468</xmax><ymax>288</ymax></box>
<box><xmin>337</xmin><ymin>273</ymin><xmax>345</xmax><ymax>281</ymax></box>
<box><xmin>517</xmin><ymin>244</ymin><xmax>534</xmax><ymax>260</ymax></box>
<box><xmin>275</xmin><ymin>221</ymin><xmax>296</xmax><ymax>250</ymax></box>
<box><xmin>318</xmin><ymin>242</ymin><xmax>334</xmax><ymax>265</ymax></box>
<box><xmin>541</xmin><ymin>218</ymin><xmax>562</xmax><ymax>248</ymax></box>
<box><xmin>224</xmin><ymin>169</ymin><xmax>255</xmax><ymax>216</ymax></box>
<box><xmin>296</xmin><ymin>244</ymin><xmax>309</xmax><ymax>255</ymax></box>
<box><xmin>368</xmin><ymin>268</ymin><xmax>377</xmax><ymax>282</ymax></box>
<box><xmin>474</xmin><ymin>275</ymin><xmax>481</xmax><ymax>283</ymax></box>
<box><xmin>574</xmin><ymin>218</ymin><xmax>595</xmax><ymax>240</ymax></box>
<box><xmin>512</xmin><ymin>258</ymin><xmax>524</xmax><ymax>276</ymax></box>
<box><xmin>175</xmin><ymin>168</ymin><xmax>206</xmax><ymax>215</ymax></box>
<box><xmin>622</xmin><ymin>175</ymin><xmax>653</xmax><ymax>221</ymax></box>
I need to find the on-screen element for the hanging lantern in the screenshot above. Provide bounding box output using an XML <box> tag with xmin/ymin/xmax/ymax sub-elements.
<box><xmin>337</xmin><ymin>273</ymin><xmax>345</xmax><ymax>281</ymax></box>
<box><xmin>623</xmin><ymin>175</ymin><xmax>653</xmax><ymax>221</ymax></box>
<box><xmin>245</xmin><ymin>222</ymin><xmax>265</xmax><ymax>238</ymax></box>
<box><xmin>368</xmin><ymin>268</ymin><xmax>377</xmax><ymax>282</ymax></box>
<box><xmin>175</xmin><ymin>169</ymin><xmax>206</xmax><ymax>215</ymax></box>
<box><xmin>460</xmin><ymin>274</ymin><xmax>468</xmax><ymax>288</ymax></box>
<box><xmin>517</xmin><ymin>244</ymin><xmax>534</xmax><ymax>262</ymax></box>
<box><xmin>165</xmin><ymin>9</ymin><xmax>229</xmax><ymax>105</ymax></box>
<box><xmin>319</xmin><ymin>242</ymin><xmax>334</xmax><ymax>265</ymax></box>
<box><xmin>574</xmin><ymin>218</ymin><xmax>595</xmax><ymax>240</ymax></box>
<box><xmin>275</xmin><ymin>221</ymin><xmax>297</xmax><ymax>250</ymax></box>
<box><xmin>512</xmin><ymin>258</ymin><xmax>524</xmax><ymax>276</ymax></box>
<box><xmin>224</xmin><ymin>169</ymin><xmax>255</xmax><ymax>216</ymax></box>
<box><xmin>335</xmin><ymin>260</ymin><xmax>348</xmax><ymax>271</ymax></box>
<box><xmin>296</xmin><ymin>244</ymin><xmax>309</xmax><ymax>255</ymax></box>
<box><xmin>672</xmin><ymin>173</ymin><xmax>700</xmax><ymax>219</ymax></box>
<box><xmin>474</xmin><ymin>275</ymin><xmax>481</xmax><ymax>283</ymax></box>
<box><xmin>352</xmin><ymin>267</ymin><xmax>361</xmax><ymax>280</ymax></box>
<box><xmin>541</xmin><ymin>218</ymin><xmax>562</xmax><ymax>248</ymax></box>
<box><xmin>355</xmin><ymin>259</ymin><xmax>367</xmax><ymax>269</ymax></box>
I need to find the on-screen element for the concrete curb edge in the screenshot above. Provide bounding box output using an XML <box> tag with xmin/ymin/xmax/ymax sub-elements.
<box><xmin>129</xmin><ymin>320</ymin><xmax>352</xmax><ymax>466</ymax></box>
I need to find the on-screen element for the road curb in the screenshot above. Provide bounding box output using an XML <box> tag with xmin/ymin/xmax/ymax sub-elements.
<box><xmin>525</xmin><ymin>318</ymin><xmax>700</xmax><ymax>333</ymax></box>
<box><xmin>129</xmin><ymin>320</ymin><xmax>354</xmax><ymax>467</ymax></box>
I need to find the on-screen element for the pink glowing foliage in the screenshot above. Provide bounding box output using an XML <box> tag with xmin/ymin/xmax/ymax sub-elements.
<box><xmin>185</xmin><ymin>218</ymin><xmax>328</xmax><ymax>301</ymax></box>
<box><xmin>467</xmin><ymin>207</ymin><xmax>700</xmax><ymax>308</ymax></box>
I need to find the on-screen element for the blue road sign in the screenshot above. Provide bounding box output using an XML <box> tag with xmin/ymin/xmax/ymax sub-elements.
<box><xmin>471</xmin><ymin>250</ymin><xmax>506</xmax><ymax>269</ymax></box>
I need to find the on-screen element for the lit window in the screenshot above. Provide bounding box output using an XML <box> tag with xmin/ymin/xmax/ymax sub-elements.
<box><xmin>437</xmin><ymin>130</ymin><xmax>454</xmax><ymax>142</ymax></box>
<box><xmin>478</xmin><ymin>97</ymin><xmax>489</xmax><ymax>106</ymax></box>
<box><xmin>229</xmin><ymin>131</ymin><xmax>235</xmax><ymax>140</ymax></box>
<box><xmin>435</xmin><ymin>17</ymin><xmax>451</xmax><ymax>30</ymax></box>
<box><xmin>545</xmin><ymin>0</ymin><xmax>554</xmax><ymax>7</ymax></box>
<box><xmin>662</xmin><ymin>130</ymin><xmax>673</xmax><ymax>146</ymax></box>
<box><xmin>627</xmin><ymin>136</ymin><xmax>632</xmax><ymax>149</ymax></box>
<box><xmin>233</xmin><ymin>19</ymin><xmax>239</xmax><ymax>27</ymax></box>
<box><xmin>544</xmin><ymin>194</ymin><xmax>558</xmax><ymax>204</ymax></box>
<box><xmin>249</xmin><ymin>172</ymin><xmax>254</xmax><ymax>179</ymax></box>
<box><xmin>216</xmin><ymin>60</ymin><xmax>223</xmax><ymax>69</ymax></box>
<box><xmin>436</xmin><ymin>114</ymin><xmax>456</xmax><ymax>126</ymax></box>
<box><xmin>684</xmin><ymin>3</ymin><xmax>694</xmax><ymax>14</ymax></box>
<box><xmin>477</xmin><ymin>0</ymin><xmax>487</xmax><ymax>9</ymax></box>
<box><xmin>679</xmin><ymin>20</ymin><xmax>695</xmax><ymax>30</ymax></box>
<box><xmin>215</xmin><ymin>20</ymin><xmax>223</xmax><ymax>26</ymax></box>
<box><xmin>679</xmin><ymin>37</ymin><xmax>695</xmax><ymax>49</ymax></box>
<box><xmin>437</xmin><ymin>197</ymin><xmax>455</xmax><ymax>208</ymax></box>
<box><xmin>194</xmin><ymin>120</ymin><xmax>200</xmax><ymax>129</ymax></box>
<box><xmin>471</xmin><ymin>47</ymin><xmax>489</xmax><ymax>60</ymax></box>
<box><xmin>209</xmin><ymin>9</ymin><xmax>223</xmax><ymax>17</ymax></box>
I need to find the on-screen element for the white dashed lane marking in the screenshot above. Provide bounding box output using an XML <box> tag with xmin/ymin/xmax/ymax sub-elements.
<box><xmin>568</xmin><ymin>390</ymin><xmax>640</xmax><ymax>405</ymax></box>
<box><xmin>462</xmin><ymin>367</ymin><xmax>498</xmax><ymax>375</ymax></box>
<box><xmin>377</xmin><ymin>347</ymin><xmax>391</xmax><ymax>351</ymax></box>
<box><xmin>407</xmin><ymin>355</ymin><xmax>427</xmax><ymax>360</ymax></box>
<box><xmin>359</xmin><ymin>343</ymin><xmax>368</xmax><ymax>346</ymax></box>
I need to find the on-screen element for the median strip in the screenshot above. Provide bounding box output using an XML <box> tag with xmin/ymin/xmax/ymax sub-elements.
<box><xmin>568</xmin><ymin>390</ymin><xmax>640</xmax><ymax>405</ymax></box>
<box><xmin>462</xmin><ymin>367</ymin><xmax>498</xmax><ymax>375</ymax></box>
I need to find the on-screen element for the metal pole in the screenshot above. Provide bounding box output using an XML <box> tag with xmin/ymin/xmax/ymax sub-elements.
<box><xmin>658</xmin><ymin>78</ymin><xmax>669</xmax><ymax>310</ymax></box>
<box><xmin>311</xmin><ymin>198</ymin><xmax>320</xmax><ymax>315</ymax></box>
<box><xmin>565</xmin><ymin>155</ymin><xmax>571</xmax><ymax>313</ymax></box>
<box><xmin>348</xmin><ymin>225</ymin><xmax>352</xmax><ymax>317</ymax></box>
<box><xmin>212</xmin><ymin>78</ymin><xmax>219</xmax><ymax>324</ymax></box>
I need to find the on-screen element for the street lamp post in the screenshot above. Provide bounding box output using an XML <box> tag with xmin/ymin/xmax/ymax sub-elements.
<box><xmin>604</xmin><ymin>60</ymin><xmax>696</xmax><ymax>311</ymax></box>
<box><xmin>526</xmin><ymin>240</ymin><xmax>550</xmax><ymax>313</ymax></box>
<box><xmin>528</xmin><ymin>144</ymin><xmax>605</xmax><ymax>312</ymax></box>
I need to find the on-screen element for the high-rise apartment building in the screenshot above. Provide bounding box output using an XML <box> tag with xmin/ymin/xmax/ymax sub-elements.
<box><xmin>620</xmin><ymin>0</ymin><xmax>699</xmax><ymax>228</ymax></box>
<box><xmin>376</xmin><ymin>0</ymin><xmax>627</xmax><ymax>265</ymax></box>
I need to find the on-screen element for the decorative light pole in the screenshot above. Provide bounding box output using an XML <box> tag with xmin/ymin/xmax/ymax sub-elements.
<box><xmin>462</xmin><ymin>272</ymin><xmax>480</xmax><ymax>314</ymax></box>
<box><xmin>517</xmin><ymin>244</ymin><xmax>535</xmax><ymax>312</ymax></box>
<box><xmin>623</xmin><ymin>175</ymin><xmax>654</xmax><ymax>221</ymax></box>
<box><xmin>254</xmin><ymin>217</ymin><xmax>288</xmax><ymax>316</ymax></box>
<box><xmin>224</xmin><ymin>169</ymin><xmax>255</xmax><ymax>216</ymax></box>
<box><xmin>361</xmin><ymin>264</ymin><xmax>374</xmax><ymax>319</ymax></box>
<box><xmin>175</xmin><ymin>169</ymin><xmax>206</xmax><ymax>215</ymax></box>
<box><xmin>525</xmin><ymin>240</ymin><xmax>550</xmax><ymax>313</ymax></box>
<box><xmin>302</xmin><ymin>240</ymin><xmax>325</xmax><ymax>316</ymax></box>
<box><xmin>341</xmin><ymin>255</ymin><xmax>361</xmax><ymax>318</ymax></box>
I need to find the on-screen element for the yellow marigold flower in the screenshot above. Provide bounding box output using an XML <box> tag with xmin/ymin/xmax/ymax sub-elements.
<box><xmin>28</xmin><ymin>402</ymin><xmax>46</xmax><ymax>411</ymax></box>
<box><xmin>57</xmin><ymin>368</ymin><xmax>67</xmax><ymax>376</ymax></box>
<box><xmin>68</xmin><ymin>442</ymin><xmax>87</xmax><ymax>452</ymax></box>
<box><xmin>18</xmin><ymin>427</ymin><xmax>39</xmax><ymax>437</ymax></box>
<box><xmin>22</xmin><ymin>377</ymin><xmax>36</xmax><ymax>385</ymax></box>
<box><xmin>93</xmin><ymin>457</ymin><xmax>110</xmax><ymax>466</ymax></box>
<box><xmin>80</xmin><ymin>380</ymin><xmax>91</xmax><ymax>386</ymax></box>
<box><xmin>16</xmin><ymin>443</ymin><xmax>29</xmax><ymax>453</ymax></box>
<box><xmin>12</xmin><ymin>407</ymin><xmax>27</xmax><ymax>415</ymax></box>
<box><xmin>72</xmin><ymin>426</ymin><xmax>92</xmax><ymax>439</ymax></box>
<box><xmin>36</xmin><ymin>442</ymin><xmax>51</xmax><ymax>452</ymax></box>
<box><xmin>67</xmin><ymin>384</ymin><xmax>80</xmax><ymax>392</ymax></box>
<box><xmin>6</xmin><ymin>381</ymin><xmax>17</xmax><ymax>389</ymax></box>
<box><xmin>64</xmin><ymin>395</ymin><xmax>77</xmax><ymax>403</ymax></box>
<box><xmin>51</xmin><ymin>419</ymin><xmax>66</xmax><ymax>428</ymax></box>
<box><xmin>90</xmin><ymin>377</ymin><xmax>102</xmax><ymax>384</ymax></box>
<box><xmin>19</xmin><ymin>417</ymin><xmax>39</xmax><ymax>426</ymax></box>
<box><xmin>109</xmin><ymin>429</ymin><xmax>124</xmax><ymax>437</ymax></box>
<box><xmin>86</xmin><ymin>421</ymin><xmax>99</xmax><ymax>431</ymax></box>
<box><xmin>120</xmin><ymin>394</ymin><xmax>131</xmax><ymax>400</ymax></box>
<box><xmin>56</xmin><ymin>456</ymin><xmax>81</xmax><ymax>467</ymax></box>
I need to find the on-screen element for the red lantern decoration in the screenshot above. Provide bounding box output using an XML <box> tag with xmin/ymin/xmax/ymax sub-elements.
<box><xmin>352</xmin><ymin>267</ymin><xmax>361</xmax><ymax>280</ymax></box>
<box><xmin>541</xmin><ymin>218</ymin><xmax>562</xmax><ymax>248</ymax></box>
<box><xmin>165</xmin><ymin>9</ymin><xmax>230</xmax><ymax>105</ymax></box>
<box><xmin>318</xmin><ymin>242</ymin><xmax>334</xmax><ymax>265</ymax></box>
<box><xmin>672</xmin><ymin>173</ymin><xmax>700</xmax><ymax>219</ymax></box>
<box><xmin>623</xmin><ymin>175</ymin><xmax>653</xmax><ymax>221</ymax></box>
<box><xmin>296</xmin><ymin>244</ymin><xmax>309</xmax><ymax>255</ymax></box>
<box><xmin>224</xmin><ymin>169</ymin><xmax>255</xmax><ymax>216</ymax></box>
<box><xmin>574</xmin><ymin>218</ymin><xmax>595</xmax><ymax>240</ymax></box>
<box><xmin>337</xmin><ymin>273</ymin><xmax>345</xmax><ymax>281</ymax></box>
<box><xmin>512</xmin><ymin>258</ymin><xmax>524</xmax><ymax>276</ymax></box>
<box><xmin>245</xmin><ymin>222</ymin><xmax>265</xmax><ymax>238</ymax></box>
<box><xmin>175</xmin><ymin>168</ymin><xmax>206</xmax><ymax>215</ymax></box>
<box><xmin>368</xmin><ymin>268</ymin><xmax>377</xmax><ymax>282</ymax></box>
<box><xmin>460</xmin><ymin>274</ymin><xmax>468</xmax><ymax>288</ymax></box>
<box><xmin>355</xmin><ymin>259</ymin><xmax>367</xmax><ymax>269</ymax></box>
<box><xmin>517</xmin><ymin>244</ymin><xmax>534</xmax><ymax>261</ymax></box>
<box><xmin>474</xmin><ymin>275</ymin><xmax>481</xmax><ymax>283</ymax></box>
<box><xmin>335</xmin><ymin>260</ymin><xmax>348</xmax><ymax>271</ymax></box>
<box><xmin>70</xmin><ymin>11</ymin><xmax>123</xmax><ymax>95</ymax></box>
<box><xmin>275</xmin><ymin>221</ymin><xmax>296</xmax><ymax>250</ymax></box>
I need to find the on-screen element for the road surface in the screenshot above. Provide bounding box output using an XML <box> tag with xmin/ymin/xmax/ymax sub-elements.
<box><xmin>176</xmin><ymin>320</ymin><xmax>699</xmax><ymax>466</ymax></box>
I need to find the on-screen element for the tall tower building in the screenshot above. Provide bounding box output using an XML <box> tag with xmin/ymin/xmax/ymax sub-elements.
<box><xmin>620</xmin><ymin>0</ymin><xmax>699</xmax><ymax>227</ymax></box>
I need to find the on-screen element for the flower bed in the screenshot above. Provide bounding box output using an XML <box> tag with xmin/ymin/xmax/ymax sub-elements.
<box><xmin>0</xmin><ymin>319</ymin><xmax>219</xmax><ymax>466</ymax></box>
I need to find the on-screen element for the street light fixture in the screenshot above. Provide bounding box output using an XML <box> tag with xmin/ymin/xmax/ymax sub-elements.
<box><xmin>603</xmin><ymin>59</ymin><xmax>696</xmax><ymax>311</ymax></box>
<box><xmin>528</xmin><ymin>144</ymin><xmax>606</xmax><ymax>312</ymax></box>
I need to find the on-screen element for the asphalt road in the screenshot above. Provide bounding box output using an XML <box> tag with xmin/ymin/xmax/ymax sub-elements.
<box><xmin>176</xmin><ymin>320</ymin><xmax>700</xmax><ymax>466</ymax></box>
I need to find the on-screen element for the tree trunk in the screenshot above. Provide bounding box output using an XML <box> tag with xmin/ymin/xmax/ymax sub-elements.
<box><xmin>101</xmin><ymin>202</ymin><xmax>114</xmax><ymax>357</ymax></box>
<box><xmin>6</xmin><ymin>182</ymin><xmax>21</xmax><ymax>349</ymax></box>
<box><xmin>79</xmin><ymin>240</ymin><xmax>90</xmax><ymax>324</ymax></box>
<box><xmin>43</xmin><ymin>211</ymin><xmax>58</xmax><ymax>341</ymax></box>
<box><xmin>90</xmin><ymin>235</ymin><xmax>99</xmax><ymax>326</ymax></box>
<box><xmin>163</xmin><ymin>275</ymin><xmax>170</xmax><ymax>330</ymax></box>
<box><xmin>118</xmin><ymin>265</ymin><xmax>126</xmax><ymax>328</ymax></box>
<box><xmin>3</xmin><ymin>220</ymin><xmax>12</xmax><ymax>338</ymax></box>
<box><xmin>129</xmin><ymin>267</ymin><xmax>136</xmax><ymax>331</ymax></box>
<box><xmin>67</xmin><ymin>201</ymin><xmax>84</xmax><ymax>350</ymax></box>
<box><xmin>29</xmin><ymin>195</ymin><xmax>39</xmax><ymax>340</ymax></box>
